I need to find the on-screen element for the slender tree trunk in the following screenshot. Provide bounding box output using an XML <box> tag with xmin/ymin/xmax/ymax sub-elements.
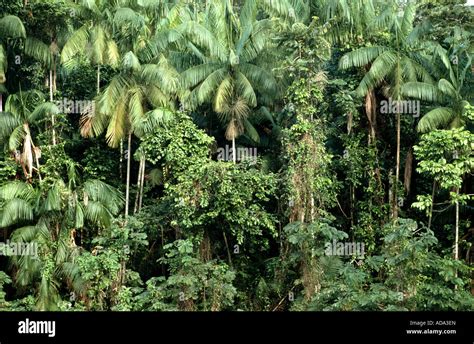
<box><xmin>49</xmin><ymin>69</ymin><xmax>56</xmax><ymax>145</ymax></box>
<box><xmin>96</xmin><ymin>65</ymin><xmax>101</xmax><ymax>95</ymax></box>
<box><xmin>455</xmin><ymin>187</ymin><xmax>459</xmax><ymax>260</ymax></box>
<box><xmin>133</xmin><ymin>157</ymin><xmax>142</xmax><ymax>215</ymax></box>
<box><xmin>125</xmin><ymin>131</ymin><xmax>132</xmax><ymax>218</ymax></box>
<box><xmin>0</xmin><ymin>94</ymin><xmax>3</xmax><ymax>112</ymax></box>
<box><xmin>133</xmin><ymin>155</ymin><xmax>145</xmax><ymax>214</ymax></box>
<box><xmin>232</xmin><ymin>137</ymin><xmax>236</xmax><ymax>163</ymax></box>
<box><xmin>454</xmin><ymin>187</ymin><xmax>460</xmax><ymax>289</ymax></box>
<box><xmin>120</xmin><ymin>139</ymin><xmax>123</xmax><ymax>180</ymax></box>
<box><xmin>350</xmin><ymin>184</ymin><xmax>354</xmax><ymax>229</ymax></box>
<box><xmin>393</xmin><ymin>112</ymin><xmax>401</xmax><ymax>220</ymax></box>
<box><xmin>365</xmin><ymin>90</ymin><xmax>376</xmax><ymax>144</ymax></box>
<box><xmin>33</xmin><ymin>146</ymin><xmax>42</xmax><ymax>182</ymax></box>
<box><xmin>53</xmin><ymin>59</ymin><xmax>57</xmax><ymax>93</ymax></box>
<box><xmin>138</xmin><ymin>155</ymin><xmax>145</xmax><ymax>212</ymax></box>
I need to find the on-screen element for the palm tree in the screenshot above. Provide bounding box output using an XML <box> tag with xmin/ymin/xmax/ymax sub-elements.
<box><xmin>312</xmin><ymin>0</ymin><xmax>379</xmax><ymax>44</ymax></box>
<box><xmin>20</xmin><ymin>0</ymin><xmax>78</xmax><ymax>146</ymax></box>
<box><xmin>0</xmin><ymin>90</ymin><xmax>60</xmax><ymax>181</ymax></box>
<box><xmin>80</xmin><ymin>6</ymin><xmax>179</xmax><ymax>218</ymax></box>
<box><xmin>402</xmin><ymin>44</ymin><xmax>473</xmax><ymax>132</ymax></box>
<box><xmin>61</xmin><ymin>0</ymin><xmax>120</xmax><ymax>95</ymax></box>
<box><xmin>0</xmin><ymin>15</ymin><xmax>26</xmax><ymax>112</ymax></box>
<box><xmin>258</xmin><ymin>0</ymin><xmax>309</xmax><ymax>23</ymax></box>
<box><xmin>0</xmin><ymin>169</ymin><xmax>123</xmax><ymax>310</ymax></box>
<box><xmin>339</xmin><ymin>1</ymin><xmax>433</xmax><ymax>219</ymax></box>
<box><xmin>180</xmin><ymin>0</ymin><xmax>278</xmax><ymax>162</ymax></box>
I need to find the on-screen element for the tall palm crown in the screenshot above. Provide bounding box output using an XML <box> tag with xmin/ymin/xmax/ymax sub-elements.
<box><xmin>179</xmin><ymin>0</ymin><xmax>278</xmax><ymax>146</ymax></box>
<box><xmin>339</xmin><ymin>2</ymin><xmax>433</xmax><ymax>99</ymax></box>
<box><xmin>402</xmin><ymin>41</ymin><xmax>473</xmax><ymax>132</ymax></box>
<box><xmin>80</xmin><ymin>2</ymin><xmax>180</xmax><ymax>217</ymax></box>
<box><xmin>0</xmin><ymin>15</ymin><xmax>26</xmax><ymax>113</ymax></box>
<box><xmin>0</xmin><ymin>15</ymin><xmax>26</xmax><ymax>84</ymax></box>
<box><xmin>80</xmin><ymin>3</ymin><xmax>180</xmax><ymax>147</ymax></box>
<box><xmin>62</xmin><ymin>0</ymin><xmax>120</xmax><ymax>69</ymax></box>
<box><xmin>338</xmin><ymin>1</ymin><xmax>434</xmax><ymax>220</ymax></box>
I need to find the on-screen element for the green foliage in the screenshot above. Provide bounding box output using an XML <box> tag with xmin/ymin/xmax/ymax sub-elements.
<box><xmin>140</xmin><ymin>111</ymin><xmax>214</xmax><ymax>180</ymax></box>
<box><xmin>0</xmin><ymin>271</ymin><xmax>11</xmax><ymax>309</ymax></box>
<box><xmin>133</xmin><ymin>239</ymin><xmax>237</xmax><ymax>311</ymax></box>
<box><xmin>75</xmin><ymin>218</ymin><xmax>147</xmax><ymax>310</ymax></box>
<box><xmin>309</xmin><ymin>219</ymin><xmax>474</xmax><ymax>311</ymax></box>
<box><xmin>81</xmin><ymin>143</ymin><xmax>120</xmax><ymax>184</ymax></box>
<box><xmin>0</xmin><ymin>0</ymin><xmax>472</xmax><ymax>313</ymax></box>
<box><xmin>281</xmin><ymin>114</ymin><xmax>337</xmax><ymax>223</ymax></box>
<box><xmin>414</xmin><ymin>128</ymin><xmax>473</xmax><ymax>191</ymax></box>
<box><xmin>166</xmin><ymin>160</ymin><xmax>277</xmax><ymax>245</ymax></box>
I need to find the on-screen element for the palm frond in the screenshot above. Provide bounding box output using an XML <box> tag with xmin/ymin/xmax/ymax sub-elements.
<box><xmin>402</xmin><ymin>82</ymin><xmax>443</xmax><ymax>102</ymax></box>
<box><xmin>0</xmin><ymin>112</ymin><xmax>21</xmax><ymax>140</ymax></box>
<box><xmin>105</xmin><ymin>97</ymin><xmax>127</xmax><ymax>148</ymax></box>
<box><xmin>29</xmin><ymin>102</ymin><xmax>60</xmax><ymax>123</ymax></box>
<box><xmin>0</xmin><ymin>181</ymin><xmax>35</xmax><ymax>201</ymax></box>
<box><xmin>180</xmin><ymin>63</ymin><xmax>223</xmax><ymax>89</ymax></box>
<box><xmin>24</xmin><ymin>37</ymin><xmax>53</xmax><ymax>69</ymax></box>
<box><xmin>61</xmin><ymin>25</ymin><xmax>90</xmax><ymax>63</ymax></box>
<box><xmin>8</xmin><ymin>125</ymin><xmax>25</xmax><ymax>151</ymax></box>
<box><xmin>417</xmin><ymin>107</ymin><xmax>455</xmax><ymax>133</ymax></box>
<box><xmin>0</xmin><ymin>15</ymin><xmax>26</xmax><ymax>39</ymax></box>
<box><xmin>243</xmin><ymin>117</ymin><xmax>260</xmax><ymax>143</ymax></box>
<box><xmin>84</xmin><ymin>200</ymin><xmax>113</xmax><ymax>228</ymax></box>
<box><xmin>438</xmin><ymin>79</ymin><xmax>457</xmax><ymax>98</ymax></box>
<box><xmin>133</xmin><ymin>108</ymin><xmax>174</xmax><ymax>137</ymax></box>
<box><xmin>180</xmin><ymin>21</ymin><xmax>227</xmax><ymax>62</ymax></box>
<box><xmin>339</xmin><ymin>46</ymin><xmax>387</xmax><ymax>69</ymax></box>
<box><xmin>214</xmin><ymin>76</ymin><xmax>233</xmax><ymax>114</ymax></box>
<box><xmin>0</xmin><ymin>198</ymin><xmax>34</xmax><ymax>227</ymax></box>
<box><xmin>355</xmin><ymin>50</ymin><xmax>397</xmax><ymax>96</ymax></box>
<box><xmin>122</xmin><ymin>51</ymin><xmax>141</xmax><ymax>72</ymax></box>
<box><xmin>400</xmin><ymin>1</ymin><xmax>417</xmax><ymax>38</ymax></box>
<box><xmin>83</xmin><ymin>179</ymin><xmax>123</xmax><ymax>215</ymax></box>
<box><xmin>239</xmin><ymin>63</ymin><xmax>277</xmax><ymax>96</ymax></box>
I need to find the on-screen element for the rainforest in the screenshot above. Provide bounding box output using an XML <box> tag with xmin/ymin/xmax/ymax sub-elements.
<box><xmin>0</xmin><ymin>0</ymin><xmax>473</xmax><ymax>312</ymax></box>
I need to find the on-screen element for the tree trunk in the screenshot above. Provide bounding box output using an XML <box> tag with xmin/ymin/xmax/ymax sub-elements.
<box><xmin>133</xmin><ymin>154</ymin><xmax>145</xmax><ymax>214</ymax></box>
<box><xmin>0</xmin><ymin>93</ymin><xmax>3</xmax><ymax>112</ymax></box>
<box><xmin>138</xmin><ymin>155</ymin><xmax>145</xmax><ymax>212</ymax></box>
<box><xmin>49</xmin><ymin>69</ymin><xmax>56</xmax><ymax>145</ymax></box>
<box><xmin>393</xmin><ymin>112</ymin><xmax>401</xmax><ymax>220</ymax></box>
<box><xmin>125</xmin><ymin>131</ymin><xmax>132</xmax><ymax>218</ymax></box>
<box><xmin>96</xmin><ymin>65</ymin><xmax>101</xmax><ymax>95</ymax></box>
<box><xmin>232</xmin><ymin>136</ymin><xmax>236</xmax><ymax>163</ymax></box>
<box><xmin>454</xmin><ymin>187</ymin><xmax>459</xmax><ymax>260</ymax></box>
<box><xmin>365</xmin><ymin>89</ymin><xmax>377</xmax><ymax>144</ymax></box>
<box><xmin>454</xmin><ymin>187</ymin><xmax>460</xmax><ymax>289</ymax></box>
<box><xmin>120</xmin><ymin>139</ymin><xmax>123</xmax><ymax>180</ymax></box>
<box><xmin>133</xmin><ymin>157</ymin><xmax>142</xmax><ymax>215</ymax></box>
<box><xmin>33</xmin><ymin>146</ymin><xmax>42</xmax><ymax>182</ymax></box>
